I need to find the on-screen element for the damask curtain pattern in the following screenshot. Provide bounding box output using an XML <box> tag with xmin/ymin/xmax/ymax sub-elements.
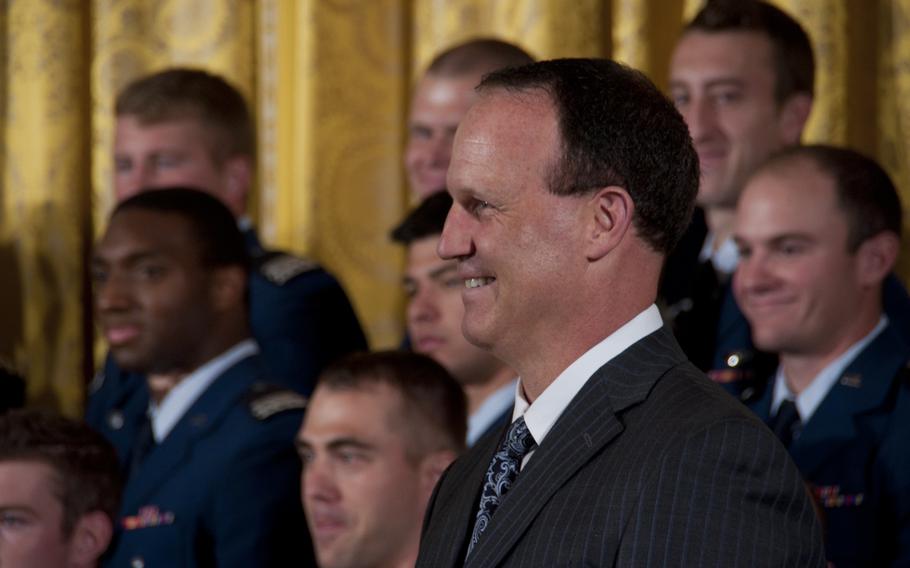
<box><xmin>1</xmin><ymin>0</ymin><xmax>908</xmax><ymax>413</ymax></box>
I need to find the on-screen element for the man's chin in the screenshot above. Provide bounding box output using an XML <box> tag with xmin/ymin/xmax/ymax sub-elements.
<box><xmin>109</xmin><ymin>350</ymin><xmax>150</xmax><ymax>374</ymax></box>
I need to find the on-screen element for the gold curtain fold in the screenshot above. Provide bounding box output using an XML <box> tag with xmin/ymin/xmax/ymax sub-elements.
<box><xmin>257</xmin><ymin>0</ymin><xmax>409</xmax><ymax>350</ymax></box>
<box><xmin>413</xmin><ymin>0</ymin><xmax>609</xmax><ymax>66</ymax></box>
<box><xmin>778</xmin><ymin>0</ymin><xmax>848</xmax><ymax>145</ymax></box>
<box><xmin>2</xmin><ymin>1</ymin><xmax>90</xmax><ymax>415</ymax></box>
<box><xmin>5</xmin><ymin>0</ymin><xmax>910</xmax><ymax>412</ymax></box>
<box><xmin>880</xmin><ymin>0</ymin><xmax>910</xmax><ymax>277</ymax></box>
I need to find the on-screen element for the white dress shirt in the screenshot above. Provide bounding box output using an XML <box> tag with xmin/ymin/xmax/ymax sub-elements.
<box><xmin>148</xmin><ymin>339</ymin><xmax>259</xmax><ymax>442</ymax></box>
<box><xmin>512</xmin><ymin>304</ymin><xmax>664</xmax><ymax>468</ymax></box>
<box><xmin>698</xmin><ymin>232</ymin><xmax>740</xmax><ymax>277</ymax></box>
<box><xmin>771</xmin><ymin>316</ymin><xmax>888</xmax><ymax>424</ymax></box>
<box><xmin>467</xmin><ymin>378</ymin><xmax>518</xmax><ymax>446</ymax></box>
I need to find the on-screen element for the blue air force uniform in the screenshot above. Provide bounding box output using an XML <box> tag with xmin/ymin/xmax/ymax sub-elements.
<box><xmin>743</xmin><ymin>323</ymin><xmax>910</xmax><ymax>567</ymax></box>
<box><xmin>102</xmin><ymin>346</ymin><xmax>313</xmax><ymax>568</ymax></box>
<box><xmin>243</xmin><ymin>229</ymin><xmax>367</xmax><ymax>389</ymax></box>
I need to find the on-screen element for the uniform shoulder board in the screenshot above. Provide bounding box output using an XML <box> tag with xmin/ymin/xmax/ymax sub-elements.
<box><xmin>246</xmin><ymin>383</ymin><xmax>307</xmax><ymax>420</ymax></box>
<box><xmin>256</xmin><ymin>252</ymin><xmax>320</xmax><ymax>285</ymax></box>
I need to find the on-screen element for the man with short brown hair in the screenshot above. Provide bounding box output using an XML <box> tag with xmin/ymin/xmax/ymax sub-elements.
<box><xmin>0</xmin><ymin>409</ymin><xmax>122</xmax><ymax>568</ymax></box>
<box><xmin>298</xmin><ymin>351</ymin><xmax>466</xmax><ymax>568</ymax></box>
<box><xmin>733</xmin><ymin>145</ymin><xmax>910</xmax><ymax>566</ymax></box>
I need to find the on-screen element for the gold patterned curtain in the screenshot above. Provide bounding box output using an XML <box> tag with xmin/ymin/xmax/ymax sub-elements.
<box><xmin>2</xmin><ymin>0</ymin><xmax>909</xmax><ymax>414</ymax></box>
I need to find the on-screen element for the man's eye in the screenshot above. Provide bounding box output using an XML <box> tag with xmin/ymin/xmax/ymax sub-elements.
<box><xmin>442</xmin><ymin>277</ymin><xmax>462</xmax><ymax>289</ymax></box>
<box><xmin>152</xmin><ymin>155</ymin><xmax>182</xmax><ymax>169</ymax></box>
<box><xmin>469</xmin><ymin>200</ymin><xmax>492</xmax><ymax>215</ymax></box>
<box><xmin>711</xmin><ymin>91</ymin><xmax>741</xmax><ymax>105</ymax></box>
<box><xmin>0</xmin><ymin>513</ymin><xmax>28</xmax><ymax>528</ymax></box>
<box><xmin>409</xmin><ymin>125</ymin><xmax>432</xmax><ymax>140</ymax></box>
<box><xmin>136</xmin><ymin>265</ymin><xmax>165</xmax><ymax>280</ymax></box>
<box><xmin>114</xmin><ymin>159</ymin><xmax>132</xmax><ymax>173</ymax></box>
<box><xmin>337</xmin><ymin>451</ymin><xmax>367</xmax><ymax>465</ymax></box>
<box><xmin>780</xmin><ymin>244</ymin><xmax>804</xmax><ymax>256</ymax></box>
<box><xmin>298</xmin><ymin>449</ymin><xmax>315</xmax><ymax>467</ymax></box>
<box><xmin>671</xmin><ymin>91</ymin><xmax>689</xmax><ymax>107</ymax></box>
<box><xmin>403</xmin><ymin>282</ymin><xmax>418</xmax><ymax>298</ymax></box>
<box><xmin>90</xmin><ymin>267</ymin><xmax>109</xmax><ymax>284</ymax></box>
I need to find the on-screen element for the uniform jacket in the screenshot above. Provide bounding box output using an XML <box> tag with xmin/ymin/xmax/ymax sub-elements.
<box><xmin>745</xmin><ymin>323</ymin><xmax>910</xmax><ymax>567</ymax></box>
<box><xmin>416</xmin><ymin>326</ymin><xmax>826</xmax><ymax>568</ymax></box>
<box><xmin>244</xmin><ymin>229</ymin><xmax>367</xmax><ymax>390</ymax></box>
<box><xmin>102</xmin><ymin>353</ymin><xmax>313</xmax><ymax>568</ymax></box>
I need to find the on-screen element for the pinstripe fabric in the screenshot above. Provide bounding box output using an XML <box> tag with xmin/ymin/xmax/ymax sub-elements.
<box><xmin>416</xmin><ymin>326</ymin><xmax>826</xmax><ymax>567</ymax></box>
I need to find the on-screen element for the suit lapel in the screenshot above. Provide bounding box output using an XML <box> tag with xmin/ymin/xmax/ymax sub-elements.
<box><xmin>424</xmin><ymin>428</ymin><xmax>505</xmax><ymax>567</ymax></box>
<box><xmin>792</xmin><ymin>325</ymin><xmax>905</xmax><ymax>476</ymax></box>
<box><xmin>467</xmin><ymin>327</ymin><xmax>687</xmax><ymax>567</ymax></box>
<box><xmin>120</xmin><ymin>356</ymin><xmax>260</xmax><ymax>511</ymax></box>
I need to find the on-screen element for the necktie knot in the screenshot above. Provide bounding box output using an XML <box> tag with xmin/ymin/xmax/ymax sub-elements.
<box><xmin>504</xmin><ymin>417</ymin><xmax>535</xmax><ymax>458</ymax></box>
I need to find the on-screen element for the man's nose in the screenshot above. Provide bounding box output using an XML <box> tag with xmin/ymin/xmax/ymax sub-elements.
<box><xmin>437</xmin><ymin>203</ymin><xmax>474</xmax><ymax>261</ymax></box>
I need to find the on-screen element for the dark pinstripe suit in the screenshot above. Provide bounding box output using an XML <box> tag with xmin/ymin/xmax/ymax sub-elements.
<box><xmin>416</xmin><ymin>327</ymin><xmax>826</xmax><ymax>567</ymax></box>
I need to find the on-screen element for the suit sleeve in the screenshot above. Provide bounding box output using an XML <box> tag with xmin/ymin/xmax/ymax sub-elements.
<box><xmin>617</xmin><ymin>418</ymin><xmax>827</xmax><ymax>568</ymax></box>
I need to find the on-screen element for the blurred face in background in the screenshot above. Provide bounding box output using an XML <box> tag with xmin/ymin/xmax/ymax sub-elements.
<box><xmin>114</xmin><ymin>115</ymin><xmax>250</xmax><ymax>216</ymax></box>
<box><xmin>733</xmin><ymin>160</ymin><xmax>866</xmax><ymax>356</ymax></box>
<box><xmin>405</xmin><ymin>235</ymin><xmax>510</xmax><ymax>387</ymax></box>
<box><xmin>405</xmin><ymin>73</ymin><xmax>483</xmax><ymax>199</ymax></box>
<box><xmin>298</xmin><ymin>384</ymin><xmax>442</xmax><ymax>568</ymax></box>
<box><xmin>670</xmin><ymin>31</ymin><xmax>807</xmax><ymax>210</ymax></box>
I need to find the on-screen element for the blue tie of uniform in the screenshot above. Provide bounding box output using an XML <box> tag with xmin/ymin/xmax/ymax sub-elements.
<box><xmin>467</xmin><ymin>416</ymin><xmax>537</xmax><ymax>559</ymax></box>
<box><xmin>771</xmin><ymin>399</ymin><xmax>802</xmax><ymax>448</ymax></box>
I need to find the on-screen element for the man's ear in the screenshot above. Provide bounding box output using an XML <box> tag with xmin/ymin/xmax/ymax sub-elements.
<box><xmin>778</xmin><ymin>93</ymin><xmax>813</xmax><ymax>144</ymax></box>
<box><xmin>586</xmin><ymin>186</ymin><xmax>634</xmax><ymax>261</ymax></box>
<box><xmin>221</xmin><ymin>155</ymin><xmax>253</xmax><ymax>217</ymax></box>
<box><xmin>211</xmin><ymin>265</ymin><xmax>247</xmax><ymax>311</ymax></box>
<box><xmin>855</xmin><ymin>231</ymin><xmax>900</xmax><ymax>287</ymax></box>
<box><xmin>66</xmin><ymin>511</ymin><xmax>113</xmax><ymax>568</ymax></box>
<box><xmin>418</xmin><ymin>450</ymin><xmax>456</xmax><ymax>498</ymax></box>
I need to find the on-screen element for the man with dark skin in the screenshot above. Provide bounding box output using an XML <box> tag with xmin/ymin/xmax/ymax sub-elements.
<box><xmin>92</xmin><ymin>188</ymin><xmax>311</xmax><ymax>568</ymax></box>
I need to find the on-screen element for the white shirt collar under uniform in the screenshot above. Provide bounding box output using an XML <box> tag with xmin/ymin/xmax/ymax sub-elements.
<box><xmin>512</xmin><ymin>304</ymin><xmax>664</xmax><ymax>467</ymax></box>
<box><xmin>771</xmin><ymin>316</ymin><xmax>888</xmax><ymax>423</ymax></box>
<box><xmin>148</xmin><ymin>339</ymin><xmax>259</xmax><ymax>443</ymax></box>
<box><xmin>698</xmin><ymin>232</ymin><xmax>739</xmax><ymax>276</ymax></box>
<box><xmin>467</xmin><ymin>378</ymin><xmax>518</xmax><ymax>447</ymax></box>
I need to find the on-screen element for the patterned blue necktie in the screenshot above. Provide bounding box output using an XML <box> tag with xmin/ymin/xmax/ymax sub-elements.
<box><xmin>467</xmin><ymin>416</ymin><xmax>537</xmax><ymax>558</ymax></box>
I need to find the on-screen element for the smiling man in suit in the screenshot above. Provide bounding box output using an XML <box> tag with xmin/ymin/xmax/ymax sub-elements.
<box><xmin>733</xmin><ymin>145</ymin><xmax>910</xmax><ymax>566</ymax></box>
<box><xmin>92</xmin><ymin>188</ymin><xmax>311</xmax><ymax>567</ymax></box>
<box><xmin>415</xmin><ymin>58</ymin><xmax>825</xmax><ymax>567</ymax></box>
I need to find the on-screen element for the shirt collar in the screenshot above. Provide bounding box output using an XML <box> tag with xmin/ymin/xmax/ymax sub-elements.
<box><xmin>149</xmin><ymin>339</ymin><xmax>259</xmax><ymax>442</ymax></box>
<box><xmin>772</xmin><ymin>315</ymin><xmax>888</xmax><ymax>422</ymax></box>
<box><xmin>698</xmin><ymin>232</ymin><xmax>739</xmax><ymax>276</ymax></box>
<box><xmin>512</xmin><ymin>304</ymin><xmax>663</xmax><ymax>449</ymax></box>
<box><xmin>467</xmin><ymin>378</ymin><xmax>518</xmax><ymax>446</ymax></box>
